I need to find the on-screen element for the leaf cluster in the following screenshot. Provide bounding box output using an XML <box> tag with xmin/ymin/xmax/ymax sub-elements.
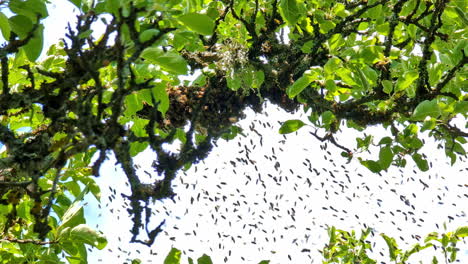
<box><xmin>0</xmin><ymin>0</ymin><xmax>466</xmax><ymax>261</ymax></box>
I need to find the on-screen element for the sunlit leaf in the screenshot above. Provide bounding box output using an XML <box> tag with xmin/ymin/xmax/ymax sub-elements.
<box><xmin>454</xmin><ymin>226</ymin><xmax>468</xmax><ymax>237</ymax></box>
<box><xmin>279</xmin><ymin>0</ymin><xmax>301</xmax><ymax>25</ymax></box>
<box><xmin>379</xmin><ymin>146</ymin><xmax>393</xmax><ymax>170</ymax></box>
<box><xmin>152</xmin><ymin>82</ymin><xmax>170</xmax><ymax>116</ymax></box>
<box><xmin>164</xmin><ymin>248</ymin><xmax>181</xmax><ymax>264</ymax></box>
<box><xmin>286</xmin><ymin>74</ymin><xmax>312</xmax><ymax>98</ymax></box>
<box><xmin>396</xmin><ymin>70</ymin><xmax>418</xmax><ymax>91</ymax></box>
<box><xmin>69</xmin><ymin>224</ymin><xmax>107</xmax><ymax>249</ymax></box>
<box><xmin>9</xmin><ymin>0</ymin><xmax>48</xmax><ymax>20</ymax></box>
<box><xmin>23</xmin><ymin>24</ymin><xmax>43</xmax><ymax>61</ymax></box>
<box><xmin>178</xmin><ymin>13</ymin><xmax>215</xmax><ymax>35</ymax></box>
<box><xmin>0</xmin><ymin>12</ymin><xmax>11</xmax><ymax>40</ymax></box>
<box><xmin>58</xmin><ymin>202</ymin><xmax>85</xmax><ymax>234</ymax></box>
<box><xmin>412</xmin><ymin>100</ymin><xmax>441</xmax><ymax>121</ymax></box>
<box><xmin>411</xmin><ymin>153</ymin><xmax>429</xmax><ymax>171</ymax></box>
<box><xmin>141</xmin><ymin>48</ymin><xmax>188</xmax><ymax>75</ymax></box>
<box><xmin>279</xmin><ymin>120</ymin><xmax>306</xmax><ymax>134</ymax></box>
<box><xmin>381</xmin><ymin>234</ymin><xmax>400</xmax><ymax>261</ymax></box>
<box><xmin>139</xmin><ymin>29</ymin><xmax>160</xmax><ymax>42</ymax></box>
<box><xmin>360</xmin><ymin>159</ymin><xmax>382</xmax><ymax>173</ymax></box>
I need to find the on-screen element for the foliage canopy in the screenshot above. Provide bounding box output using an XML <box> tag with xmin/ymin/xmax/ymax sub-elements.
<box><xmin>0</xmin><ymin>0</ymin><xmax>466</xmax><ymax>262</ymax></box>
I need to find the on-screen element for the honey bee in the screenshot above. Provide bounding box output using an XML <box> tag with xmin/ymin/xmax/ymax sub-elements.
<box><xmin>374</xmin><ymin>57</ymin><xmax>391</xmax><ymax>71</ymax></box>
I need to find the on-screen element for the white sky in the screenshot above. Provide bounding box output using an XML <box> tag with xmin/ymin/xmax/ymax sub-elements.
<box><xmin>3</xmin><ymin>2</ymin><xmax>467</xmax><ymax>263</ymax></box>
<box><xmin>87</xmin><ymin>104</ymin><xmax>467</xmax><ymax>264</ymax></box>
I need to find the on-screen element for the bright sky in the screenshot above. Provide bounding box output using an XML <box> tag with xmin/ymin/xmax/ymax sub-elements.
<box><xmin>88</xmin><ymin>104</ymin><xmax>467</xmax><ymax>264</ymax></box>
<box><xmin>5</xmin><ymin>2</ymin><xmax>468</xmax><ymax>263</ymax></box>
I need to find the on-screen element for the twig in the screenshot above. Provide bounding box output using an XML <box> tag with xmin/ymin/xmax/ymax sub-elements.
<box><xmin>309</xmin><ymin>130</ymin><xmax>352</xmax><ymax>154</ymax></box>
<box><xmin>1</xmin><ymin>237</ymin><xmax>58</xmax><ymax>245</ymax></box>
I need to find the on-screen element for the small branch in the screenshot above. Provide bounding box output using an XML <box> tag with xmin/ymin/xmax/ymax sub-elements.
<box><xmin>42</xmin><ymin>162</ymin><xmax>65</xmax><ymax>219</ymax></box>
<box><xmin>91</xmin><ymin>149</ymin><xmax>107</xmax><ymax>176</ymax></box>
<box><xmin>416</xmin><ymin>0</ymin><xmax>449</xmax><ymax>96</ymax></box>
<box><xmin>133</xmin><ymin>219</ymin><xmax>165</xmax><ymax>246</ymax></box>
<box><xmin>207</xmin><ymin>4</ymin><xmax>230</xmax><ymax>47</ymax></box>
<box><xmin>435</xmin><ymin>52</ymin><xmax>467</xmax><ymax>93</ymax></box>
<box><xmin>229</xmin><ymin>0</ymin><xmax>258</xmax><ymax>41</ymax></box>
<box><xmin>19</xmin><ymin>65</ymin><xmax>35</xmax><ymax>89</ymax></box>
<box><xmin>0</xmin><ymin>181</ymin><xmax>31</xmax><ymax>187</ymax></box>
<box><xmin>406</xmin><ymin>0</ymin><xmax>420</xmax><ymax>20</ymax></box>
<box><xmin>36</xmin><ymin>68</ymin><xmax>63</xmax><ymax>79</ymax></box>
<box><xmin>384</xmin><ymin>1</ymin><xmax>408</xmax><ymax>57</ymax></box>
<box><xmin>251</xmin><ymin>0</ymin><xmax>259</xmax><ymax>25</ymax></box>
<box><xmin>3</xmin><ymin>15</ymin><xmax>42</xmax><ymax>54</ymax></box>
<box><xmin>1</xmin><ymin>57</ymin><xmax>9</xmax><ymax>94</ymax></box>
<box><xmin>1</xmin><ymin>237</ymin><xmax>58</xmax><ymax>245</ymax></box>
<box><xmin>440</xmin><ymin>123</ymin><xmax>468</xmax><ymax>138</ymax></box>
<box><xmin>309</xmin><ymin>130</ymin><xmax>352</xmax><ymax>154</ymax></box>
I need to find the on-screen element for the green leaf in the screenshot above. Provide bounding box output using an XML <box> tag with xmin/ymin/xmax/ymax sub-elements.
<box><xmin>421</xmin><ymin>118</ymin><xmax>436</xmax><ymax>132</ymax></box>
<box><xmin>152</xmin><ymin>82</ymin><xmax>170</xmax><ymax>116</ymax></box>
<box><xmin>188</xmin><ymin>257</ymin><xmax>194</xmax><ymax>264</ymax></box>
<box><xmin>197</xmin><ymin>254</ymin><xmax>213</xmax><ymax>264</ymax></box>
<box><xmin>378</xmin><ymin>137</ymin><xmax>393</xmax><ymax>145</ymax></box>
<box><xmin>226</xmin><ymin>75</ymin><xmax>242</xmax><ymax>91</ymax></box>
<box><xmin>412</xmin><ymin>100</ymin><xmax>441</xmax><ymax>121</ymax></box>
<box><xmin>131</xmin><ymin>118</ymin><xmax>149</xmax><ymax>137</ymax></box>
<box><xmin>178</xmin><ymin>13</ymin><xmax>215</xmax><ymax>35</ymax></box>
<box><xmin>0</xmin><ymin>12</ymin><xmax>11</xmax><ymax>40</ymax></box>
<box><xmin>221</xmin><ymin>126</ymin><xmax>243</xmax><ymax>140</ymax></box>
<box><xmin>164</xmin><ymin>248</ymin><xmax>181</xmax><ymax>264</ymax></box>
<box><xmin>58</xmin><ymin>202</ymin><xmax>85</xmax><ymax>234</ymax></box>
<box><xmin>139</xmin><ymin>29</ymin><xmax>160</xmax><ymax>42</ymax></box>
<box><xmin>69</xmin><ymin>224</ymin><xmax>107</xmax><ymax>249</ymax></box>
<box><xmin>321</xmin><ymin>111</ymin><xmax>335</xmax><ymax>126</ymax></box>
<box><xmin>61</xmin><ymin>240</ymin><xmax>78</xmax><ymax>256</ymax></box>
<box><xmin>411</xmin><ymin>153</ymin><xmax>429</xmax><ymax>171</ymax></box>
<box><xmin>130</xmin><ymin>142</ymin><xmax>149</xmax><ymax>157</ymax></box>
<box><xmin>351</xmin><ymin>64</ymin><xmax>369</xmax><ymax>91</ymax></box>
<box><xmin>105</xmin><ymin>0</ymin><xmax>120</xmax><ymax>15</ymax></box>
<box><xmin>454</xmin><ymin>101</ymin><xmax>468</xmax><ymax>115</ymax></box>
<box><xmin>252</xmin><ymin>70</ymin><xmax>265</xmax><ymax>89</ymax></box>
<box><xmin>9</xmin><ymin>15</ymin><xmax>33</xmax><ymax>38</ymax></box>
<box><xmin>23</xmin><ymin>24</ymin><xmax>43</xmax><ymax>61</ymax></box>
<box><xmin>174</xmin><ymin>128</ymin><xmax>187</xmax><ymax>144</ymax></box>
<box><xmin>141</xmin><ymin>48</ymin><xmax>188</xmax><ymax>75</ymax></box>
<box><xmin>68</xmin><ymin>0</ymin><xmax>82</xmax><ymax>9</ymax></box>
<box><xmin>258</xmin><ymin>261</ymin><xmax>270</xmax><ymax>264</ymax></box>
<box><xmin>356</xmin><ymin>135</ymin><xmax>373</xmax><ymax>149</ymax></box>
<box><xmin>57</xmin><ymin>187</ymin><xmax>88</xmax><ymax>234</ymax></box>
<box><xmin>382</xmin><ymin>80</ymin><xmax>393</xmax><ymax>94</ymax></box>
<box><xmin>454</xmin><ymin>6</ymin><xmax>468</xmax><ymax>26</ymax></box>
<box><xmin>124</xmin><ymin>92</ymin><xmax>143</xmax><ymax>116</ymax></box>
<box><xmin>396</xmin><ymin>70</ymin><xmax>418</xmax><ymax>91</ymax></box>
<box><xmin>324</xmin><ymin>57</ymin><xmax>341</xmax><ymax>76</ymax></box>
<box><xmin>454</xmin><ymin>226</ymin><xmax>468</xmax><ymax>237</ymax></box>
<box><xmin>381</xmin><ymin>234</ymin><xmax>399</xmax><ymax>261</ymax></box>
<box><xmin>360</xmin><ymin>159</ymin><xmax>382</xmax><ymax>173</ymax></box>
<box><xmin>279</xmin><ymin>119</ymin><xmax>306</xmax><ymax>134</ymax></box>
<box><xmin>286</xmin><ymin>74</ymin><xmax>313</xmax><ymax>98</ymax></box>
<box><xmin>64</xmin><ymin>181</ymin><xmax>81</xmax><ymax>198</ymax></box>
<box><xmin>87</xmin><ymin>179</ymin><xmax>101</xmax><ymax>202</ymax></box>
<box><xmin>78</xmin><ymin>29</ymin><xmax>93</xmax><ymax>39</ymax></box>
<box><xmin>379</xmin><ymin>146</ymin><xmax>393</xmax><ymax>170</ymax></box>
<box><xmin>328</xmin><ymin>226</ymin><xmax>336</xmax><ymax>244</ymax></box>
<box><xmin>279</xmin><ymin>0</ymin><xmax>301</xmax><ymax>25</ymax></box>
<box><xmin>9</xmin><ymin>0</ymin><xmax>48</xmax><ymax>20</ymax></box>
